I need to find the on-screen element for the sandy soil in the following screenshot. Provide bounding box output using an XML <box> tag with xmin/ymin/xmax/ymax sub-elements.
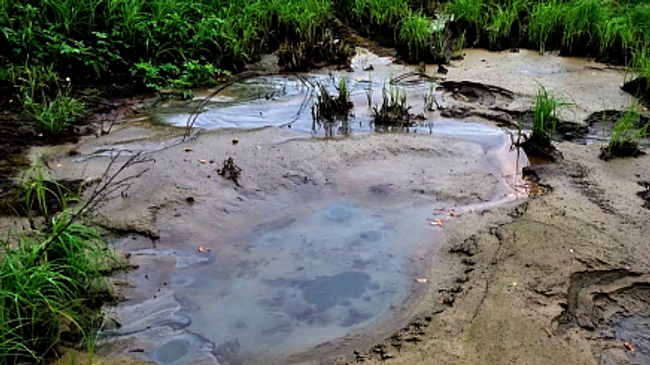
<box><xmin>315</xmin><ymin>51</ymin><xmax>650</xmax><ymax>365</ymax></box>
<box><xmin>321</xmin><ymin>141</ymin><xmax>650</xmax><ymax>365</ymax></box>
<box><xmin>12</xmin><ymin>49</ymin><xmax>650</xmax><ymax>365</ymax></box>
<box><xmin>440</xmin><ymin>49</ymin><xmax>634</xmax><ymax>125</ymax></box>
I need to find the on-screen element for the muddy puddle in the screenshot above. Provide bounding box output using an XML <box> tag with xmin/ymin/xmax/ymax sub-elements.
<box><xmin>80</xmin><ymin>51</ymin><xmax>542</xmax><ymax>365</ymax></box>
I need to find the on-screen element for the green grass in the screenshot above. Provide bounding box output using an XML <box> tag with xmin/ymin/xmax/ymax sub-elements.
<box><xmin>633</xmin><ymin>48</ymin><xmax>650</xmax><ymax>87</ymax></box>
<box><xmin>22</xmin><ymin>88</ymin><xmax>86</xmax><ymax>136</ymax></box>
<box><xmin>447</xmin><ymin>0</ymin><xmax>485</xmax><ymax>27</ymax></box>
<box><xmin>372</xmin><ymin>82</ymin><xmax>412</xmax><ymax>127</ymax></box>
<box><xmin>399</xmin><ymin>12</ymin><xmax>434</xmax><ymax>62</ymax></box>
<box><xmin>0</xmin><ymin>0</ymin><xmax>333</xmax><ymax>89</ymax></box>
<box><xmin>1</xmin><ymin>0</ymin><xmax>650</xmax><ymax>136</ymax></box>
<box><xmin>600</xmin><ymin>102</ymin><xmax>649</xmax><ymax>160</ymax></box>
<box><xmin>530</xmin><ymin>85</ymin><xmax>571</xmax><ymax>146</ymax></box>
<box><xmin>486</xmin><ymin>0</ymin><xmax>527</xmax><ymax>46</ymax></box>
<box><xmin>314</xmin><ymin>78</ymin><xmax>353</xmax><ymax>123</ymax></box>
<box><xmin>17</xmin><ymin>161</ymin><xmax>76</xmax><ymax>217</ymax></box>
<box><xmin>352</xmin><ymin>0</ymin><xmax>410</xmax><ymax>27</ymax></box>
<box><xmin>0</xmin><ymin>211</ymin><xmax>115</xmax><ymax>364</ymax></box>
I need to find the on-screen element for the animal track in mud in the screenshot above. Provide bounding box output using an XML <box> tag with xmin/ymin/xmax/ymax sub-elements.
<box><xmin>566</xmin><ymin>162</ymin><xmax>618</xmax><ymax>215</ymax></box>
<box><xmin>557</xmin><ymin>269</ymin><xmax>650</xmax><ymax>364</ymax></box>
<box><xmin>440</xmin><ymin>81</ymin><xmax>514</xmax><ymax>108</ymax></box>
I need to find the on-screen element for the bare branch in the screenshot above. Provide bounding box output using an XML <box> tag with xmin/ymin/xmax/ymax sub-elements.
<box><xmin>35</xmin><ymin>151</ymin><xmax>155</xmax><ymax>258</ymax></box>
<box><xmin>183</xmin><ymin>72</ymin><xmax>316</xmax><ymax>140</ymax></box>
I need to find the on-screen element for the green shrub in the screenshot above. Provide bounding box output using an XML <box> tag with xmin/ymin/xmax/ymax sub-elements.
<box><xmin>131</xmin><ymin>60</ymin><xmax>229</xmax><ymax>91</ymax></box>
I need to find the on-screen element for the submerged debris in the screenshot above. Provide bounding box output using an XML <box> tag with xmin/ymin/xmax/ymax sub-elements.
<box><xmin>217</xmin><ymin>157</ymin><xmax>242</xmax><ymax>187</ymax></box>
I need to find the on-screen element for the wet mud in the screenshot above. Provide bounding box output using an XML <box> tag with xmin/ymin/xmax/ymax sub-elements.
<box><xmin>13</xmin><ymin>49</ymin><xmax>650</xmax><ymax>365</ymax></box>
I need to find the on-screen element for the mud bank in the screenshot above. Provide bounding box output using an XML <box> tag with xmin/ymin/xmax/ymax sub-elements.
<box><xmin>38</xmin><ymin>122</ymin><xmax>529</xmax><ymax>365</ymax></box>
<box><xmin>17</xmin><ymin>49</ymin><xmax>649</xmax><ymax>365</ymax></box>
<box><xmin>327</xmin><ymin>141</ymin><xmax>650</xmax><ymax>365</ymax></box>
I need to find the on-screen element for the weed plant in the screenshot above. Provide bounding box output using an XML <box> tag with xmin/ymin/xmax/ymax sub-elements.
<box><xmin>372</xmin><ymin>83</ymin><xmax>412</xmax><ymax>128</ymax></box>
<box><xmin>399</xmin><ymin>12</ymin><xmax>434</xmax><ymax>62</ymax></box>
<box><xmin>0</xmin><ymin>210</ymin><xmax>115</xmax><ymax>364</ymax></box>
<box><xmin>22</xmin><ymin>88</ymin><xmax>86</xmax><ymax>136</ymax></box>
<box><xmin>352</xmin><ymin>0</ymin><xmax>410</xmax><ymax>27</ymax></box>
<box><xmin>529</xmin><ymin>86</ymin><xmax>571</xmax><ymax>147</ymax></box>
<box><xmin>423</xmin><ymin>80</ymin><xmax>438</xmax><ymax>111</ymax></box>
<box><xmin>17</xmin><ymin>162</ymin><xmax>76</xmax><ymax>218</ymax></box>
<box><xmin>633</xmin><ymin>48</ymin><xmax>650</xmax><ymax>89</ymax></box>
<box><xmin>313</xmin><ymin>78</ymin><xmax>353</xmax><ymax>123</ymax></box>
<box><xmin>486</xmin><ymin>0</ymin><xmax>527</xmax><ymax>47</ymax></box>
<box><xmin>600</xmin><ymin>102</ymin><xmax>649</xmax><ymax>160</ymax></box>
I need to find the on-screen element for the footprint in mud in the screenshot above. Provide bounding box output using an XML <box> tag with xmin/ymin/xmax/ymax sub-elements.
<box><xmin>440</xmin><ymin>80</ymin><xmax>514</xmax><ymax>108</ymax></box>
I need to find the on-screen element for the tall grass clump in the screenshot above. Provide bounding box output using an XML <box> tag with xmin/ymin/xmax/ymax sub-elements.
<box><xmin>633</xmin><ymin>47</ymin><xmax>650</xmax><ymax>88</ymax></box>
<box><xmin>0</xmin><ymin>212</ymin><xmax>115</xmax><ymax>364</ymax></box>
<box><xmin>352</xmin><ymin>0</ymin><xmax>410</xmax><ymax>27</ymax></box>
<box><xmin>447</xmin><ymin>0</ymin><xmax>485</xmax><ymax>28</ymax></box>
<box><xmin>313</xmin><ymin>78</ymin><xmax>353</xmax><ymax>123</ymax></box>
<box><xmin>601</xmin><ymin>2</ymin><xmax>650</xmax><ymax>55</ymax></box>
<box><xmin>22</xmin><ymin>89</ymin><xmax>86</xmax><ymax>136</ymax></box>
<box><xmin>560</xmin><ymin>0</ymin><xmax>607</xmax><ymax>52</ymax></box>
<box><xmin>486</xmin><ymin>0</ymin><xmax>527</xmax><ymax>47</ymax></box>
<box><xmin>529</xmin><ymin>86</ymin><xmax>571</xmax><ymax>147</ymax></box>
<box><xmin>528</xmin><ymin>0</ymin><xmax>564</xmax><ymax>52</ymax></box>
<box><xmin>399</xmin><ymin>12</ymin><xmax>435</xmax><ymax>62</ymax></box>
<box><xmin>600</xmin><ymin>102</ymin><xmax>649</xmax><ymax>160</ymax></box>
<box><xmin>372</xmin><ymin>83</ymin><xmax>412</xmax><ymax>128</ymax></box>
<box><xmin>17</xmin><ymin>162</ymin><xmax>76</xmax><ymax>217</ymax></box>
